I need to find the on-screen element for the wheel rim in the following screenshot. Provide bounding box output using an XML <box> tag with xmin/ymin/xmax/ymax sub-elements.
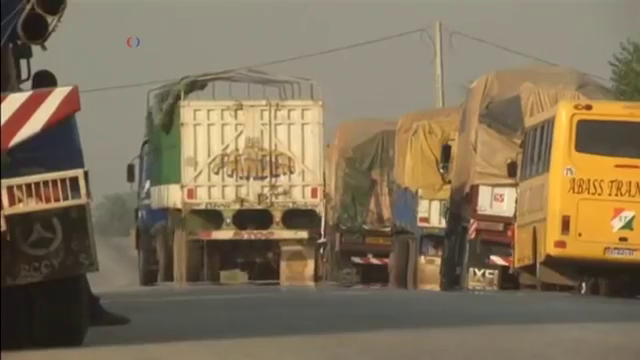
<box><xmin>579</xmin><ymin>280</ymin><xmax>588</xmax><ymax>295</ymax></box>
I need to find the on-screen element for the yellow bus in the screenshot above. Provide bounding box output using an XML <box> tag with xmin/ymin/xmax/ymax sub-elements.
<box><xmin>510</xmin><ymin>100</ymin><xmax>639</xmax><ymax>297</ymax></box>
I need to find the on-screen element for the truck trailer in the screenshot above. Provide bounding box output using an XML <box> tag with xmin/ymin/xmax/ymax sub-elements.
<box><xmin>129</xmin><ymin>70</ymin><xmax>325</xmax><ymax>286</ymax></box>
<box><xmin>321</xmin><ymin>119</ymin><xmax>397</xmax><ymax>286</ymax></box>
<box><xmin>1</xmin><ymin>0</ymin><xmax>98</xmax><ymax>348</ymax></box>
<box><xmin>390</xmin><ymin>107</ymin><xmax>460</xmax><ymax>290</ymax></box>
<box><xmin>439</xmin><ymin>65</ymin><xmax>612</xmax><ymax>292</ymax></box>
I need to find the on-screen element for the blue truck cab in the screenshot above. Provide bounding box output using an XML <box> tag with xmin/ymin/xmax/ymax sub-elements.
<box><xmin>129</xmin><ymin>138</ymin><xmax>169</xmax><ymax>286</ymax></box>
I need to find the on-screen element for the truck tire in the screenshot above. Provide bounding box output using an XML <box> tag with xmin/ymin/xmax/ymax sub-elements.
<box><xmin>406</xmin><ymin>236</ymin><xmax>418</xmax><ymax>290</ymax></box>
<box><xmin>156</xmin><ymin>229</ymin><xmax>174</xmax><ymax>283</ymax></box>
<box><xmin>1</xmin><ymin>275</ymin><xmax>89</xmax><ymax>349</ymax></box>
<box><xmin>391</xmin><ymin>236</ymin><xmax>409</xmax><ymax>289</ymax></box>
<box><xmin>30</xmin><ymin>275</ymin><xmax>89</xmax><ymax>348</ymax></box>
<box><xmin>138</xmin><ymin>248</ymin><xmax>158</xmax><ymax>286</ymax></box>
<box><xmin>185</xmin><ymin>240</ymin><xmax>204</xmax><ymax>282</ymax></box>
<box><xmin>172</xmin><ymin>229</ymin><xmax>204</xmax><ymax>284</ymax></box>
<box><xmin>1</xmin><ymin>284</ymin><xmax>30</xmax><ymax>349</ymax></box>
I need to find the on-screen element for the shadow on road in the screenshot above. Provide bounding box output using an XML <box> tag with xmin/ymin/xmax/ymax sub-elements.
<box><xmin>74</xmin><ymin>285</ymin><xmax>640</xmax><ymax>348</ymax></box>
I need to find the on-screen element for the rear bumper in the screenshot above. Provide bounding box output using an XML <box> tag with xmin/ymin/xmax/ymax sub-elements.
<box><xmin>350</xmin><ymin>256</ymin><xmax>389</xmax><ymax>266</ymax></box>
<box><xmin>548</xmin><ymin>242</ymin><xmax>640</xmax><ymax>265</ymax></box>
<box><xmin>190</xmin><ymin>229</ymin><xmax>309</xmax><ymax>241</ymax></box>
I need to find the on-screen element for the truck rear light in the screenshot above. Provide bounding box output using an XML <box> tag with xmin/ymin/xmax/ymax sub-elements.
<box><xmin>418</xmin><ymin>216</ymin><xmax>430</xmax><ymax>224</ymax></box>
<box><xmin>186</xmin><ymin>187</ymin><xmax>195</xmax><ymax>200</ymax></box>
<box><xmin>561</xmin><ymin>215</ymin><xmax>570</xmax><ymax>235</ymax></box>
<box><xmin>310</xmin><ymin>186</ymin><xmax>319</xmax><ymax>199</ymax></box>
<box><xmin>554</xmin><ymin>240</ymin><xmax>567</xmax><ymax>249</ymax></box>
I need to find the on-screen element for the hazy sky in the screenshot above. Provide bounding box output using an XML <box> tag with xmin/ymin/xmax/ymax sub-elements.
<box><xmin>32</xmin><ymin>0</ymin><xmax>638</xmax><ymax>198</ymax></box>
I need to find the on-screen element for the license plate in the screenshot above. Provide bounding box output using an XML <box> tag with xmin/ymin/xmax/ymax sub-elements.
<box><xmin>365</xmin><ymin>237</ymin><xmax>391</xmax><ymax>245</ymax></box>
<box><xmin>604</xmin><ymin>247</ymin><xmax>636</xmax><ymax>257</ymax></box>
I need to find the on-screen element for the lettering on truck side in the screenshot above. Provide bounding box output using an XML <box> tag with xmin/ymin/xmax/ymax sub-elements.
<box><xmin>568</xmin><ymin>178</ymin><xmax>640</xmax><ymax>198</ymax></box>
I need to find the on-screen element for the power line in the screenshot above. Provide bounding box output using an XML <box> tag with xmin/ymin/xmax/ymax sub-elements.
<box><xmin>81</xmin><ymin>27</ymin><xmax>427</xmax><ymax>94</ymax></box>
<box><xmin>445</xmin><ymin>27</ymin><xmax>610</xmax><ymax>82</ymax></box>
<box><xmin>78</xmin><ymin>24</ymin><xmax>610</xmax><ymax>95</ymax></box>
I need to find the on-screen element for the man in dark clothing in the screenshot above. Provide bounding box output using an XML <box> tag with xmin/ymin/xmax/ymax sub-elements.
<box><xmin>31</xmin><ymin>69</ymin><xmax>131</xmax><ymax>327</ymax></box>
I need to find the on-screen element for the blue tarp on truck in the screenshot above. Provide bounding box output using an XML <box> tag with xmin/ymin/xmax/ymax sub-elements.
<box><xmin>390</xmin><ymin>107</ymin><xmax>461</xmax><ymax>237</ymax></box>
<box><xmin>391</xmin><ymin>186</ymin><xmax>420</xmax><ymax>235</ymax></box>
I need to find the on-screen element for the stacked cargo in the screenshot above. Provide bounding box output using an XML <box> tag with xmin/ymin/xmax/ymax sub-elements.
<box><xmin>323</xmin><ymin>118</ymin><xmax>397</xmax><ymax>285</ymax></box>
<box><xmin>389</xmin><ymin>107</ymin><xmax>461</xmax><ymax>289</ymax></box>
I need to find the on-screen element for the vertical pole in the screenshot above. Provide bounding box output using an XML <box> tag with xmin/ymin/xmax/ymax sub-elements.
<box><xmin>435</xmin><ymin>21</ymin><xmax>445</xmax><ymax>108</ymax></box>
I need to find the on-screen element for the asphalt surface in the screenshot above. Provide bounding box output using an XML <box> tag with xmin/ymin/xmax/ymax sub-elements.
<box><xmin>2</xmin><ymin>237</ymin><xmax>640</xmax><ymax>360</ymax></box>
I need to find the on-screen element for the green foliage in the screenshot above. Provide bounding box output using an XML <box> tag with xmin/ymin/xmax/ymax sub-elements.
<box><xmin>92</xmin><ymin>191</ymin><xmax>137</xmax><ymax>237</ymax></box>
<box><xmin>608</xmin><ymin>38</ymin><xmax>640</xmax><ymax>101</ymax></box>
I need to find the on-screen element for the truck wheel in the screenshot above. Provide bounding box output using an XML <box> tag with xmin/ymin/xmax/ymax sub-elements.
<box><xmin>406</xmin><ymin>237</ymin><xmax>418</xmax><ymax>290</ymax></box>
<box><xmin>391</xmin><ymin>236</ymin><xmax>409</xmax><ymax>289</ymax></box>
<box><xmin>30</xmin><ymin>275</ymin><xmax>89</xmax><ymax>347</ymax></box>
<box><xmin>156</xmin><ymin>230</ymin><xmax>174</xmax><ymax>283</ymax></box>
<box><xmin>138</xmin><ymin>248</ymin><xmax>158</xmax><ymax>286</ymax></box>
<box><xmin>185</xmin><ymin>240</ymin><xmax>204</xmax><ymax>282</ymax></box>
<box><xmin>1</xmin><ymin>284</ymin><xmax>30</xmax><ymax>349</ymax></box>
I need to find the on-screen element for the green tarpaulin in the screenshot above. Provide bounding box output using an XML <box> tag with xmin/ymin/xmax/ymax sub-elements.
<box><xmin>327</xmin><ymin>119</ymin><xmax>397</xmax><ymax>231</ymax></box>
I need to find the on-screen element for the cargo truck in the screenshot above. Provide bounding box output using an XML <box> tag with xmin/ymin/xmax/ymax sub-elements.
<box><xmin>128</xmin><ymin>70</ymin><xmax>325</xmax><ymax>286</ymax></box>
<box><xmin>321</xmin><ymin>119</ymin><xmax>397</xmax><ymax>286</ymax></box>
<box><xmin>438</xmin><ymin>65</ymin><xmax>612</xmax><ymax>292</ymax></box>
<box><xmin>1</xmin><ymin>0</ymin><xmax>98</xmax><ymax>348</ymax></box>
<box><xmin>390</xmin><ymin>107</ymin><xmax>460</xmax><ymax>290</ymax></box>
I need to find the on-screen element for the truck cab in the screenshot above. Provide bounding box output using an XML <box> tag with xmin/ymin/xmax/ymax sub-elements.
<box><xmin>127</xmin><ymin>139</ymin><xmax>170</xmax><ymax>286</ymax></box>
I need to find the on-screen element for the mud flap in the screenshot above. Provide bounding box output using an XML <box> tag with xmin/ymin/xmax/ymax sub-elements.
<box><xmin>279</xmin><ymin>240</ymin><xmax>315</xmax><ymax>287</ymax></box>
<box><xmin>1</xmin><ymin>205</ymin><xmax>98</xmax><ymax>286</ymax></box>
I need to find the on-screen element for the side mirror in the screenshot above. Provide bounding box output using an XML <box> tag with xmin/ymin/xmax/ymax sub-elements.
<box><xmin>506</xmin><ymin>160</ymin><xmax>518</xmax><ymax>179</ymax></box>
<box><xmin>439</xmin><ymin>143</ymin><xmax>452</xmax><ymax>174</ymax></box>
<box><xmin>126</xmin><ymin>163</ymin><xmax>136</xmax><ymax>184</ymax></box>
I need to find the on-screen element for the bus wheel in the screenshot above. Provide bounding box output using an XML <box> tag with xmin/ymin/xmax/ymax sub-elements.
<box><xmin>597</xmin><ymin>277</ymin><xmax>613</xmax><ymax>297</ymax></box>
<box><xmin>577</xmin><ymin>277</ymin><xmax>598</xmax><ymax>295</ymax></box>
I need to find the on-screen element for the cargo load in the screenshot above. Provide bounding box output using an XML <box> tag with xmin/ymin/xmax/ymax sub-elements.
<box><xmin>322</xmin><ymin>118</ymin><xmax>397</xmax><ymax>286</ymax></box>
<box><xmin>327</xmin><ymin>119</ymin><xmax>397</xmax><ymax>231</ymax></box>
<box><xmin>451</xmin><ymin>65</ymin><xmax>612</xmax><ymax>199</ymax></box>
<box><xmin>392</xmin><ymin>107</ymin><xmax>461</xmax><ymax>235</ymax></box>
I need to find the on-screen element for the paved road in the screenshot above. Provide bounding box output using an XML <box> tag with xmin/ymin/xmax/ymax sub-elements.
<box><xmin>2</xmin><ymin>237</ymin><xmax>639</xmax><ymax>360</ymax></box>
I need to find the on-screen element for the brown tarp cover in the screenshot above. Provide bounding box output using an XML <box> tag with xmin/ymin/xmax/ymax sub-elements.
<box><xmin>327</xmin><ymin>118</ymin><xmax>397</xmax><ymax>230</ymax></box>
<box><xmin>451</xmin><ymin>65</ymin><xmax>612</xmax><ymax>201</ymax></box>
<box><xmin>394</xmin><ymin>107</ymin><xmax>461</xmax><ymax>200</ymax></box>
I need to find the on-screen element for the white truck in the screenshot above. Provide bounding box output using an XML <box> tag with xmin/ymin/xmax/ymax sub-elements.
<box><xmin>127</xmin><ymin>70</ymin><xmax>325</xmax><ymax>286</ymax></box>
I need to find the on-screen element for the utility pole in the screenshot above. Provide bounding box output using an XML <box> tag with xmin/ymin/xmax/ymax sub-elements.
<box><xmin>434</xmin><ymin>21</ymin><xmax>445</xmax><ymax>108</ymax></box>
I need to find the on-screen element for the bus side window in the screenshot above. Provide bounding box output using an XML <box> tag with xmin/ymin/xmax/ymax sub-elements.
<box><xmin>538</xmin><ymin>121</ymin><xmax>550</xmax><ymax>174</ymax></box>
<box><xmin>531</xmin><ymin>126</ymin><xmax>543</xmax><ymax>177</ymax></box>
<box><xmin>543</xmin><ymin>119</ymin><xmax>555</xmax><ymax>172</ymax></box>
<box><xmin>520</xmin><ymin>131</ymin><xmax>528</xmax><ymax>179</ymax></box>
